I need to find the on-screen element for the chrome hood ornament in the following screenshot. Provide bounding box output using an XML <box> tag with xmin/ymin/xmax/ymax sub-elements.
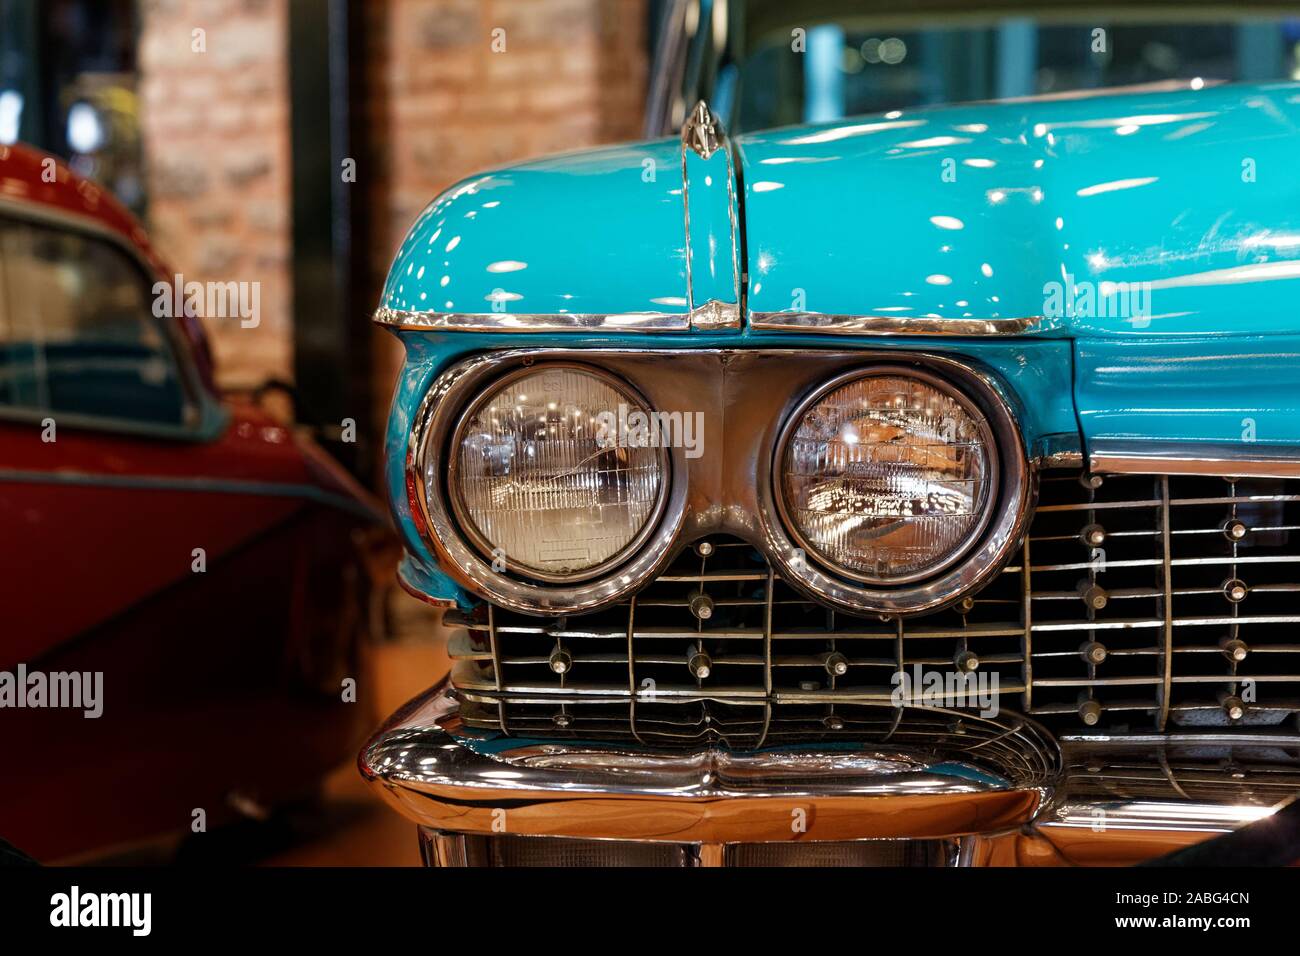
<box><xmin>682</xmin><ymin>100</ymin><xmax>722</xmax><ymax>159</ymax></box>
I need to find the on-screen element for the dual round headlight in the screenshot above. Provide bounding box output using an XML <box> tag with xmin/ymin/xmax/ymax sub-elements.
<box><xmin>432</xmin><ymin>361</ymin><xmax>1006</xmax><ymax>600</ymax></box>
<box><xmin>449</xmin><ymin>365</ymin><xmax>667</xmax><ymax>581</ymax></box>
<box><xmin>776</xmin><ymin>369</ymin><xmax>997</xmax><ymax>585</ymax></box>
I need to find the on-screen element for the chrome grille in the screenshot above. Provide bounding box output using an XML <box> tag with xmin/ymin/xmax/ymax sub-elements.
<box><xmin>1062</xmin><ymin>744</ymin><xmax>1300</xmax><ymax>807</ymax></box>
<box><xmin>448</xmin><ymin>470</ymin><xmax>1300</xmax><ymax>743</ymax></box>
<box><xmin>1027</xmin><ymin>472</ymin><xmax>1300</xmax><ymax>728</ymax></box>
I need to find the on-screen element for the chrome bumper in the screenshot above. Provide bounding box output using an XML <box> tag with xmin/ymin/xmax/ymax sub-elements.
<box><xmin>360</xmin><ymin>680</ymin><xmax>1300</xmax><ymax>865</ymax></box>
<box><xmin>360</xmin><ymin>679</ymin><xmax>1060</xmax><ymax>845</ymax></box>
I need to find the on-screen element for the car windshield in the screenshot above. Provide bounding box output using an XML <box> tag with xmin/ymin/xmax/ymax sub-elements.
<box><xmin>713</xmin><ymin>1</ymin><xmax>1300</xmax><ymax>132</ymax></box>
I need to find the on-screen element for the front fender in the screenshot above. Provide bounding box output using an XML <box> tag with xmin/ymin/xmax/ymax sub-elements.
<box><xmin>379</xmin><ymin>141</ymin><xmax>694</xmax><ymax>320</ymax></box>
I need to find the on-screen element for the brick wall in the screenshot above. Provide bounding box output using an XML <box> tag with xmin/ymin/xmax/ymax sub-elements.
<box><xmin>363</xmin><ymin>0</ymin><xmax>650</xmax><ymax>421</ymax></box>
<box><xmin>138</xmin><ymin>0</ymin><xmax>294</xmax><ymax>389</ymax></box>
<box><xmin>138</xmin><ymin>0</ymin><xmax>649</xmax><ymax>395</ymax></box>
<box><xmin>364</xmin><ymin>0</ymin><xmax>647</xmax><ymax>256</ymax></box>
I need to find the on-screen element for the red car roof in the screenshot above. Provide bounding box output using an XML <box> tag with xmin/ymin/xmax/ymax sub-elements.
<box><xmin>0</xmin><ymin>142</ymin><xmax>169</xmax><ymax>276</ymax></box>
<box><xmin>0</xmin><ymin>142</ymin><xmax>217</xmax><ymax>389</ymax></box>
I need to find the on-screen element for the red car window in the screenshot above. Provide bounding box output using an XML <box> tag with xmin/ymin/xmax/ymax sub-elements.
<box><xmin>0</xmin><ymin>216</ymin><xmax>189</xmax><ymax>427</ymax></box>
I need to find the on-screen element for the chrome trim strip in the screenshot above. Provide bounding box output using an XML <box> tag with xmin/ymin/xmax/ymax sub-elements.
<box><xmin>751</xmin><ymin>312</ymin><xmax>1043</xmax><ymax>336</ymax></box>
<box><xmin>1091</xmin><ymin>440</ymin><xmax>1300</xmax><ymax>479</ymax></box>
<box><xmin>374</xmin><ymin>304</ymin><xmax>691</xmax><ymax>333</ymax></box>
<box><xmin>678</xmin><ymin>100</ymin><xmax>741</xmax><ymax>329</ymax></box>
<box><xmin>679</xmin><ymin>119</ymin><xmax>696</xmax><ymax>314</ymax></box>
<box><xmin>374</xmin><ymin>300</ymin><xmax>740</xmax><ymax>333</ymax></box>
<box><xmin>721</xmin><ymin>124</ymin><xmax>744</xmax><ymax>327</ymax></box>
<box><xmin>1047</xmin><ymin>800</ymin><xmax>1280</xmax><ymax>833</ymax></box>
<box><xmin>1059</xmin><ymin>732</ymin><xmax>1300</xmax><ymax>746</ymax></box>
<box><xmin>1030</xmin><ymin>431</ymin><xmax>1084</xmax><ymax>469</ymax></box>
<box><xmin>688</xmin><ymin>299</ymin><xmax>739</xmax><ymax>330</ymax></box>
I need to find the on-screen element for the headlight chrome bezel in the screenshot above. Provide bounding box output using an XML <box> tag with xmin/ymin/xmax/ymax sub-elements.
<box><xmin>772</xmin><ymin>365</ymin><xmax>1001</xmax><ymax>587</ymax></box>
<box><xmin>446</xmin><ymin>362</ymin><xmax>671</xmax><ymax>585</ymax></box>
<box><xmin>407</xmin><ymin>350</ymin><xmax>690</xmax><ymax>617</ymax></box>
<box><xmin>761</xmin><ymin>356</ymin><xmax>1030</xmax><ymax>616</ymax></box>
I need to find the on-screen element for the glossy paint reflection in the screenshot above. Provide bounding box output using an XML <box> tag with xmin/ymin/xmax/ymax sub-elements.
<box><xmin>738</xmin><ymin>82</ymin><xmax>1300</xmax><ymax>337</ymax></box>
<box><xmin>380</xmin><ymin>140</ymin><xmax>691</xmax><ymax>319</ymax></box>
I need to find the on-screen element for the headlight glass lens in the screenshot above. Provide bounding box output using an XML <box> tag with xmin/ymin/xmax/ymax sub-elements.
<box><xmin>450</xmin><ymin>366</ymin><xmax>665</xmax><ymax>580</ymax></box>
<box><xmin>780</xmin><ymin>373</ymin><xmax>994</xmax><ymax>583</ymax></box>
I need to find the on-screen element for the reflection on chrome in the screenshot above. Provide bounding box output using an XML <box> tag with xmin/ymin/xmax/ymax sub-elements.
<box><xmin>359</xmin><ymin>678</ymin><xmax>1061</xmax><ymax>847</ymax></box>
<box><xmin>779</xmin><ymin>371</ymin><xmax>994</xmax><ymax>584</ymax></box>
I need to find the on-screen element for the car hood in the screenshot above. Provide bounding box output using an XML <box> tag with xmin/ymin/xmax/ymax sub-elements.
<box><xmin>734</xmin><ymin>81</ymin><xmax>1300</xmax><ymax>337</ymax></box>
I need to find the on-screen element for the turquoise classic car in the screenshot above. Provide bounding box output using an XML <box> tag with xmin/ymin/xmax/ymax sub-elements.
<box><xmin>361</xmin><ymin>3</ymin><xmax>1300</xmax><ymax>867</ymax></box>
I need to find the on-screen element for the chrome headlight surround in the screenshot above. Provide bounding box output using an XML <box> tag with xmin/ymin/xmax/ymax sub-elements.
<box><xmin>407</xmin><ymin>351</ymin><xmax>687</xmax><ymax>616</ymax></box>
<box><xmin>408</xmin><ymin>348</ymin><xmax>1029</xmax><ymax>619</ymax></box>
<box><xmin>773</xmin><ymin>366</ymin><xmax>1000</xmax><ymax>586</ymax></box>
<box><xmin>446</xmin><ymin>362</ymin><xmax>671</xmax><ymax>584</ymax></box>
<box><xmin>761</xmin><ymin>356</ymin><xmax>1031</xmax><ymax>616</ymax></box>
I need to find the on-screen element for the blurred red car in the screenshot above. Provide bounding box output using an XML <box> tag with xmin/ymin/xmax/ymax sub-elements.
<box><xmin>0</xmin><ymin>143</ymin><xmax>386</xmax><ymax>862</ymax></box>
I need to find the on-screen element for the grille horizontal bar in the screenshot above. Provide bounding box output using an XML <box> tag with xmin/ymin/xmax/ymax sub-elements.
<box><xmin>448</xmin><ymin>471</ymin><xmax>1300</xmax><ymax>747</ymax></box>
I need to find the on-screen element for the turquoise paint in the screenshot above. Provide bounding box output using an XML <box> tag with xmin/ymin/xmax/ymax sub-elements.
<box><xmin>380</xmin><ymin>140</ymin><xmax>691</xmax><ymax>318</ymax></box>
<box><xmin>682</xmin><ymin>142</ymin><xmax>741</xmax><ymax>309</ymax></box>
<box><xmin>1076</xmin><ymin>335</ymin><xmax>1300</xmax><ymax>446</ymax></box>
<box><xmin>737</xmin><ymin>82</ymin><xmax>1300</xmax><ymax>337</ymax></box>
<box><xmin>377</xmin><ymin>81</ymin><xmax>1300</xmax><ymax>607</ymax></box>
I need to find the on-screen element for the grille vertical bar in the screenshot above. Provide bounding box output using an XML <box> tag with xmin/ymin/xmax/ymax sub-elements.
<box><xmin>1021</xmin><ymin>535</ymin><xmax>1033</xmax><ymax>714</ymax></box>
<box><xmin>1158</xmin><ymin>475</ymin><xmax>1173</xmax><ymax>732</ymax></box>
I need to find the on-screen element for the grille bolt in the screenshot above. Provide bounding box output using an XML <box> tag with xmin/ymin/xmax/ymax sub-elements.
<box><xmin>687</xmin><ymin>649</ymin><xmax>712</xmax><ymax>680</ymax></box>
<box><xmin>958</xmin><ymin>596</ymin><xmax>976</xmax><ymax>613</ymax></box>
<box><xmin>1080</xmin><ymin>473</ymin><xmax>1104</xmax><ymax>490</ymax></box>
<box><xmin>1081</xmin><ymin>523</ymin><xmax>1106</xmax><ymax>547</ymax></box>
<box><xmin>1222</xmin><ymin>695</ymin><xmax>1246</xmax><ymax>721</ymax></box>
<box><xmin>1223</xmin><ymin>579</ymin><xmax>1249</xmax><ymax>603</ymax></box>
<box><xmin>1078</xmin><ymin>698</ymin><xmax>1103</xmax><ymax>726</ymax></box>
<box><xmin>1223</xmin><ymin>519</ymin><xmax>1248</xmax><ymax>542</ymax></box>
<box><xmin>1078</xmin><ymin>582</ymin><xmax>1108</xmax><ymax>610</ymax></box>
<box><xmin>548</xmin><ymin>646</ymin><xmax>573</xmax><ymax>675</ymax></box>
<box><xmin>823</xmin><ymin>714</ymin><xmax>845</xmax><ymax>731</ymax></box>
<box><xmin>1080</xmin><ymin>640</ymin><xmax>1108</xmax><ymax>665</ymax></box>
<box><xmin>954</xmin><ymin>650</ymin><xmax>980</xmax><ymax>673</ymax></box>
<box><xmin>693</xmin><ymin>540</ymin><xmax>715</xmax><ymax>558</ymax></box>
<box><xmin>824</xmin><ymin>651</ymin><xmax>850</xmax><ymax>677</ymax></box>
<box><xmin>1221</xmin><ymin>638</ymin><xmax>1250</xmax><ymax>663</ymax></box>
<box><xmin>688</xmin><ymin>591</ymin><xmax>715</xmax><ymax>621</ymax></box>
<box><xmin>552</xmin><ymin>712</ymin><xmax>572</xmax><ymax>728</ymax></box>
